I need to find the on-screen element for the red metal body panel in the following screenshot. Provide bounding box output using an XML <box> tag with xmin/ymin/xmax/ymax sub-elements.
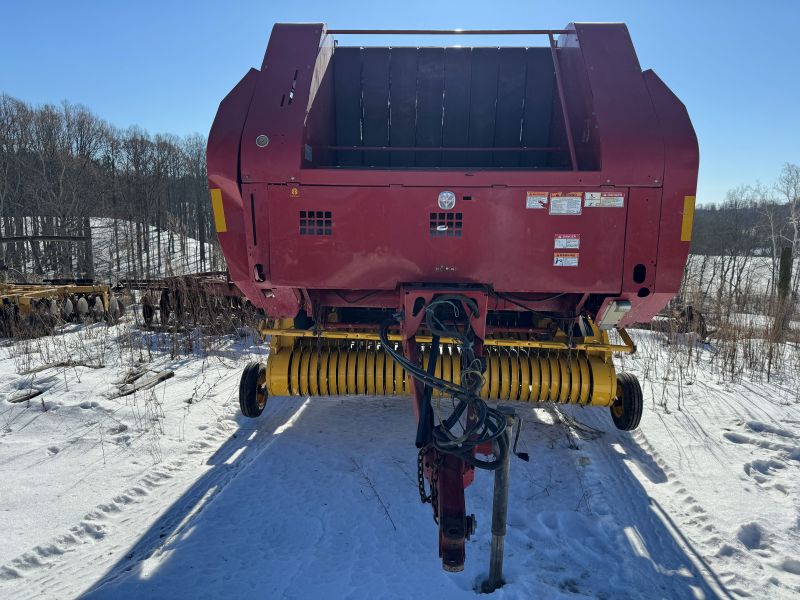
<box><xmin>266</xmin><ymin>185</ymin><xmax>626</xmax><ymax>293</ymax></box>
<box><xmin>207</xmin><ymin>22</ymin><xmax>698</xmax><ymax>323</ymax></box>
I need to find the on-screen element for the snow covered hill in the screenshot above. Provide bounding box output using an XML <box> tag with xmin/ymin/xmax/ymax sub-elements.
<box><xmin>89</xmin><ymin>218</ymin><xmax>220</xmax><ymax>281</ymax></box>
<box><xmin>0</xmin><ymin>324</ymin><xmax>798</xmax><ymax>599</ymax></box>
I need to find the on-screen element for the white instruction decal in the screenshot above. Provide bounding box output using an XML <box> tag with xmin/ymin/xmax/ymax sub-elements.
<box><xmin>586</xmin><ymin>191</ymin><xmax>625</xmax><ymax>207</ymax></box>
<box><xmin>585</xmin><ymin>192</ymin><xmax>601</xmax><ymax>207</ymax></box>
<box><xmin>601</xmin><ymin>192</ymin><xmax>625</xmax><ymax>207</ymax></box>
<box><xmin>526</xmin><ymin>191</ymin><xmax>549</xmax><ymax>209</ymax></box>
<box><xmin>554</xmin><ymin>234</ymin><xmax>580</xmax><ymax>249</ymax></box>
<box><xmin>553</xmin><ymin>252</ymin><xmax>579</xmax><ymax>267</ymax></box>
<box><xmin>549</xmin><ymin>192</ymin><xmax>583</xmax><ymax>215</ymax></box>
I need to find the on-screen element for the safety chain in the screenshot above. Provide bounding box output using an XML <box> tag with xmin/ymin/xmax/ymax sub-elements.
<box><xmin>416</xmin><ymin>445</ymin><xmax>443</xmax><ymax>524</ymax></box>
<box><xmin>431</xmin><ymin>452</ymin><xmax>441</xmax><ymax>524</ymax></box>
<box><xmin>417</xmin><ymin>445</ymin><xmax>431</xmax><ymax>504</ymax></box>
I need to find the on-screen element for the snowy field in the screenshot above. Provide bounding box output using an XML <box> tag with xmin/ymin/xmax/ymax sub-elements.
<box><xmin>0</xmin><ymin>322</ymin><xmax>799</xmax><ymax>599</ymax></box>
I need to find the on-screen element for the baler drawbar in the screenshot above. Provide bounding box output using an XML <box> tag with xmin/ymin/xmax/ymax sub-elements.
<box><xmin>208</xmin><ymin>24</ymin><xmax>698</xmax><ymax>572</ymax></box>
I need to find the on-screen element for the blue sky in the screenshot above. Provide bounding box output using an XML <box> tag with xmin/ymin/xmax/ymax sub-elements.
<box><xmin>2</xmin><ymin>0</ymin><xmax>798</xmax><ymax>202</ymax></box>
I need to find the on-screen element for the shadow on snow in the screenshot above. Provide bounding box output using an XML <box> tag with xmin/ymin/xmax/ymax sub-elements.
<box><xmin>78</xmin><ymin>397</ymin><xmax>729</xmax><ymax>600</ymax></box>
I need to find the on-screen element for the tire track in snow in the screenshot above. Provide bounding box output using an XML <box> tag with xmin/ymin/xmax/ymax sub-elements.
<box><xmin>0</xmin><ymin>397</ymin><xmax>307</xmax><ymax>600</ymax></box>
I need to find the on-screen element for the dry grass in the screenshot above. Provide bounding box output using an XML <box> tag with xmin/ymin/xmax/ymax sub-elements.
<box><xmin>620</xmin><ymin>254</ymin><xmax>800</xmax><ymax>415</ymax></box>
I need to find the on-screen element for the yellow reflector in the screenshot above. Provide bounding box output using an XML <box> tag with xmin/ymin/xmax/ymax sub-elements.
<box><xmin>210</xmin><ymin>188</ymin><xmax>228</xmax><ymax>233</ymax></box>
<box><xmin>680</xmin><ymin>195</ymin><xmax>695</xmax><ymax>242</ymax></box>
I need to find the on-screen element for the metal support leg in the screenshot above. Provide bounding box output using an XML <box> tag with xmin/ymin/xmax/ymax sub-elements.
<box><xmin>482</xmin><ymin>407</ymin><xmax>515</xmax><ymax>592</ymax></box>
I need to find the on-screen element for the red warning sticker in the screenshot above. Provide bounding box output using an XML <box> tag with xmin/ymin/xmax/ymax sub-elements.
<box><xmin>554</xmin><ymin>234</ymin><xmax>580</xmax><ymax>249</ymax></box>
<box><xmin>553</xmin><ymin>252</ymin><xmax>579</xmax><ymax>267</ymax></box>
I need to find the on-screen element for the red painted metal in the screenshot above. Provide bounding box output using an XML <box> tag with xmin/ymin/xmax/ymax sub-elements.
<box><xmin>328</xmin><ymin>146</ymin><xmax>562</xmax><ymax>153</ymax></box>
<box><xmin>436</xmin><ymin>453</ymin><xmax>469</xmax><ymax>571</ymax></box>
<box><xmin>266</xmin><ymin>185</ymin><xmax>626</xmax><ymax>293</ymax></box>
<box><xmin>400</xmin><ymin>290</ymin><xmax>485</xmax><ymax>571</ymax></box>
<box><xmin>548</xmin><ymin>34</ymin><xmax>578</xmax><ymax>171</ymax></box>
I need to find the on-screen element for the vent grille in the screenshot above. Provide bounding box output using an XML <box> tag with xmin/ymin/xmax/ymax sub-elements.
<box><xmin>429</xmin><ymin>212</ymin><xmax>462</xmax><ymax>238</ymax></box>
<box><xmin>299</xmin><ymin>211</ymin><xmax>332</xmax><ymax>236</ymax></box>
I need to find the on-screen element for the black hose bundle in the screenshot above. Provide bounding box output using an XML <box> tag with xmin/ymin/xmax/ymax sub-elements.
<box><xmin>379</xmin><ymin>295</ymin><xmax>509</xmax><ymax>470</ymax></box>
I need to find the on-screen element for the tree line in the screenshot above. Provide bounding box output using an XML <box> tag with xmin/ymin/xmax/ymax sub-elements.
<box><xmin>679</xmin><ymin>163</ymin><xmax>800</xmax><ymax>355</ymax></box>
<box><xmin>0</xmin><ymin>94</ymin><xmax>223</xmax><ymax>282</ymax></box>
<box><xmin>693</xmin><ymin>164</ymin><xmax>799</xmax><ymax>256</ymax></box>
<box><xmin>691</xmin><ymin>163</ymin><xmax>800</xmax><ymax>293</ymax></box>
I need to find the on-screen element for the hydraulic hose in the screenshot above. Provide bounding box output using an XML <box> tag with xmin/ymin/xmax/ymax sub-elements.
<box><xmin>379</xmin><ymin>296</ymin><xmax>510</xmax><ymax>470</ymax></box>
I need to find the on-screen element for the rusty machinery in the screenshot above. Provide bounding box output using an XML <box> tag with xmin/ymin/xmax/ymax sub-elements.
<box><xmin>117</xmin><ymin>272</ymin><xmax>251</xmax><ymax>329</ymax></box>
<box><xmin>0</xmin><ymin>282</ymin><xmax>116</xmax><ymax>337</ymax></box>
<box><xmin>207</xmin><ymin>24</ymin><xmax>698</xmax><ymax>572</ymax></box>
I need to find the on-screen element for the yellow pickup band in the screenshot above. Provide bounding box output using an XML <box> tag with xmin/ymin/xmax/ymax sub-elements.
<box><xmin>210</xmin><ymin>188</ymin><xmax>228</xmax><ymax>233</ymax></box>
<box><xmin>680</xmin><ymin>195</ymin><xmax>695</xmax><ymax>242</ymax></box>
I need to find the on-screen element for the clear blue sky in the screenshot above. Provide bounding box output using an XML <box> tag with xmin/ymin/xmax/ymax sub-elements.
<box><xmin>2</xmin><ymin>0</ymin><xmax>798</xmax><ymax>203</ymax></box>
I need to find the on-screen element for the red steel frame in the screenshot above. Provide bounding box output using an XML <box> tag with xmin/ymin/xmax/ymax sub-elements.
<box><xmin>207</xmin><ymin>23</ymin><xmax>699</xmax><ymax>570</ymax></box>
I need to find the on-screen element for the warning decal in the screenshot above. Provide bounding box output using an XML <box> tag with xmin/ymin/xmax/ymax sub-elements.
<box><xmin>554</xmin><ymin>234</ymin><xmax>580</xmax><ymax>249</ymax></box>
<box><xmin>554</xmin><ymin>252</ymin><xmax>579</xmax><ymax>267</ymax></box>
<box><xmin>549</xmin><ymin>192</ymin><xmax>583</xmax><ymax>215</ymax></box>
<box><xmin>585</xmin><ymin>192</ymin><xmax>601</xmax><ymax>207</ymax></box>
<box><xmin>601</xmin><ymin>192</ymin><xmax>625</xmax><ymax>207</ymax></box>
<box><xmin>526</xmin><ymin>191</ymin><xmax>549</xmax><ymax>209</ymax></box>
<box><xmin>585</xmin><ymin>191</ymin><xmax>625</xmax><ymax>208</ymax></box>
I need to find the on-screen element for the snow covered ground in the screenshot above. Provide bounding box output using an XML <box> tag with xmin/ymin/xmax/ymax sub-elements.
<box><xmin>0</xmin><ymin>322</ymin><xmax>798</xmax><ymax>599</ymax></box>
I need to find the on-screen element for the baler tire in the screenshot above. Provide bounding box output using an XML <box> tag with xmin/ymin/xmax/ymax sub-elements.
<box><xmin>610</xmin><ymin>372</ymin><xmax>643</xmax><ymax>431</ymax></box>
<box><xmin>239</xmin><ymin>361</ymin><xmax>268</xmax><ymax>418</ymax></box>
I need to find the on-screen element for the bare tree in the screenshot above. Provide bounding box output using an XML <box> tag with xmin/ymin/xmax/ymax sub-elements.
<box><xmin>0</xmin><ymin>94</ymin><xmax>220</xmax><ymax>283</ymax></box>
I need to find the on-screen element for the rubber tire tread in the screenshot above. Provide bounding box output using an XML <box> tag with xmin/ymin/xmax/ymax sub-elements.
<box><xmin>239</xmin><ymin>362</ymin><xmax>266</xmax><ymax>418</ymax></box>
<box><xmin>611</xmin><ymin>372</ymin><xmax>643</xmax><ymax>431</ymax></box>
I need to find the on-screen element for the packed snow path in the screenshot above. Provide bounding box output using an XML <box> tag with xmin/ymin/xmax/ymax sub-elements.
<box><xmin>1</xmin><ymin>327</ymin><xmax>798</xmax><ymax>598</ymax></box>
